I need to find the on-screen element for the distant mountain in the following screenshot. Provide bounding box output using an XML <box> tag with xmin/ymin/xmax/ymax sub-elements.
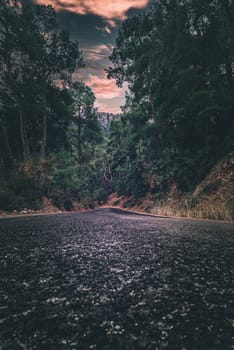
<box><xmin>97</xmin><ymin>112</ymin><xmax>121</xmax><ymax>134</ymax></box>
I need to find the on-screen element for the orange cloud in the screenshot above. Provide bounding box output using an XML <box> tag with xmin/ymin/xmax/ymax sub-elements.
<box><xmin>34</xmin><ymin>0</ymin><xmax>149</xmax><ymax>25</ymax></box>
<box><xmin>72</xmin><ymin>71</ymin><xmax>127</xmax><ymax>112</ymax></box>
<box><xmin>87</xmin><ymin>74</ymin><xmax>127</xmax><ymax>99</ymax></box>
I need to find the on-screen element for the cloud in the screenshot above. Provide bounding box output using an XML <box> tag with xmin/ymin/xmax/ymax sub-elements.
<box><xmin>96</xmin><ymin>25</ymin><xmax>112</xmax><ymax>35</ymax></box>
<box><xmin>82</xmin><ymin>44</ymin><xmax>111</xmax><ymax>62</ymax></box>
<box><xmin>34</xmin><ymin>0</ymin><xmax>150</xmax><ymax>25</ymax></box>
<box><xmin>73</xmin><ymin>67</ymin><xmax>127</xmax><ymax>112</ymax></box>
<box><xmin>72</xmin><ymin>42</ymin><xmax>127</xmax><ymax>112</ymax></box>
<box><xmin>85</xmin><ymin>74</ymin><xmax>127</xmax><ymax>112</ymax></box>
<box><xmin>87</xmin><ymin>74</ymin><xmax>126</xmax><ymax>99</ymax></box>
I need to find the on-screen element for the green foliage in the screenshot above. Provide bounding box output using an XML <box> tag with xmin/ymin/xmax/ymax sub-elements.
<box><xmin>0</xmin><ymin>182</ymin><xmax>42</xmax><ymax>211</ymax></box>
<box><xmin>49</xmin><ymin>151</ymin><xmax>78</xmax><ymax>193</ymax></box>
<box><xmin>0</xmin><ymin>188</ymin><xmax>27</xmax><ymax>211</ymax></box>
<box><xmin>0</xmin><ymin>1</ymin><xmax>103</xmax><ymax>210</ymax></box>
<box><xmin>107</xmin><ymin>0</ymin><xmax>234</xmax><ymax>197</ymax></box>
<box><xmin>1</xmin><ymin>0</ymin><xmax>233</xmax><ymax>212</ymax></box>
<box><xmin>0</xmin><ymin>0</ymin><xmax>83</xmax><ymax>165</ymax></box>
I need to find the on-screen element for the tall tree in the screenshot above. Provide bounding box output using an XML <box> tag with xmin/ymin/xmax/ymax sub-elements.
<box><xmin>107</xmin><ymin>0</ymin><xmax>234</xmax><ymax>195</ymax></box>
<box><xmin>0</xmin><ymin>1</ymin><xmax>84</xmax><ymax>163</ymax></box>
<box><xmin>71</xmin><ymin>82</ymin><xmax>101</xmax><ymax>164</ymax></box>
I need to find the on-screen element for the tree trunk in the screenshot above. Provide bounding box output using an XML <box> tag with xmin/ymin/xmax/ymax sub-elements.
<box><xmin>225</xmin><ymin>56</ymin><xmax>234</xmax><ymax>89</ymax></box>
<box><xmin>77</xmin><ymin>109</ymin><xmax>82</xmax><ymax>164</ymax></box>
<box><xmin>0</xmin><ymin>122</ymin><xmax>15</xmax><ymax>179</ymax></box>
<box><xmin>149</xmin><ymin>93</ymin><xmax>156</xmax><ymax>119</ymax></box>
<box><xmin>40</xmin><ymin>111</ymin><xmax>47</xmax><ymax>160</ymax></box>
<box><xmin>1</xmin><ymin>123</ymin><xmax>14</xmax><ymax>163</ymax></box>
<box><xmin>18</xmin><ymin>102</ymin><xmax>29</xmax><ymax>161</ymax></box>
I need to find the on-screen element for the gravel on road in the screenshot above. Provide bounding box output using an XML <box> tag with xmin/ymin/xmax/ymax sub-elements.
<box><xmin>0</xmin><ymin>208</ymin><xmax>233</xmax><ymax>350</ymax></box>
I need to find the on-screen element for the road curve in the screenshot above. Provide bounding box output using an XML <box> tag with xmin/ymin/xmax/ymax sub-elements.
<box><xmin>0</xmin><ymin>208</ymin><xmax>233</xmax><ymax>349</ymax></box>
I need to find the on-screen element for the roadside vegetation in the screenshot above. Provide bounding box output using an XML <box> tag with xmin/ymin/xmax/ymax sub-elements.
<box><xmin>0</xmin><ymin>1</ymin><xmax>105</xmax><ymax>211</ymax></box>
<box><xmin>0</xmin><ymin>0</ymin><xmax>233</xmax><ymax>220</ymax></box>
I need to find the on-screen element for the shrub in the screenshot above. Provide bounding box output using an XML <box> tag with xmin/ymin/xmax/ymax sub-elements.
<box><xmin>0</xmin><ymin>189</ymin><xmax>27</xmax><ymax>211</ymax></box>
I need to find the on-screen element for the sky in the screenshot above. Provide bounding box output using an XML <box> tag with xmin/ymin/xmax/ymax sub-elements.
<box><xmin>30</xmin><ymin>0</ymin><xmax>151</xmax><ymax>113</ymax></box>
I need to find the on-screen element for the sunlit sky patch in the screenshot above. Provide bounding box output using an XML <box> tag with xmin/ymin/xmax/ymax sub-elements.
<box><xmin>22</xmin><ymin>0</ymin><xmax>151</xmax><ymax>112</ymax></box>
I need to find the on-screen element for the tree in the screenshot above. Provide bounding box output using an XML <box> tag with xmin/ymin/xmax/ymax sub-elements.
<box><xmin>107</xmin><ymin>0</ymin><xmax>234</xmax><ymax>195</ymax></box>
<box><xmin>71</xmin><ymin>82</ymin><xmax>102</xmax><ymax>164</ymax></box>
<box><xmin>0</xmin><ymin>1</ymin><xmax>83</xmax><ymax>163</ymax></box>
<box><xmin>0</xmin><ymin>1</ymin><xmax>87</xmax><ymax>209</ymax></box>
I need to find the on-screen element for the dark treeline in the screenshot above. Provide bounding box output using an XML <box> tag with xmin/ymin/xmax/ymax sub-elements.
<box><xmin>0</xmin><ymin>0</ymin><xmax>105</xmax><ymax>210</ymax></box>
<box><xmin>107</xmin><ymin>0</ymin><xmax>234</xmax><ymax>198</ymax></box>
<box><xmin>0</xmin><ymin>0</ymin><xmax>233</xmax><ymax>212</ymax></box>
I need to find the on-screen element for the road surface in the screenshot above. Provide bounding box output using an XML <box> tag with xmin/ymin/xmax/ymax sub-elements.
<box><xmin>0</xmin><ymin>208</ymin><xmax>233</xmax><ymax>349</ymax></box>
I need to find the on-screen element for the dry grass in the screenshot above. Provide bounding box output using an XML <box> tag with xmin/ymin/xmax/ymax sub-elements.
<box><xmin>150</xmin><ymin>199</ymin><xmax>233</xmax><ymax>221</ymax></box>
<box><xmin>104</xmin><ymin>153</ymin><xmax>234</xmax><ymax>221</ymax></box>
<box><xmin>103</xmin><ymin>194</ymin><xmax>233</xmax><ymax>221</ymax></box>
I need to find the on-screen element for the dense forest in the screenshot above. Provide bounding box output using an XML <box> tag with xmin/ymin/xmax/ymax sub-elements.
<box><xmin>0</xmin><ymin>0</ymin><xmax>233</xmax><ymax>218</ymax></box>
<box><xmin>0</xmin><ymin>0</ymin><xmax>106</xmax><ymax>210</ymax></box>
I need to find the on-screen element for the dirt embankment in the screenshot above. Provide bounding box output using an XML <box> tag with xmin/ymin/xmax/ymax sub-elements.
<box><xmin>104</xmin><ymin>153</ymin><xmax>234</xmax><ymax>221</ymax></box>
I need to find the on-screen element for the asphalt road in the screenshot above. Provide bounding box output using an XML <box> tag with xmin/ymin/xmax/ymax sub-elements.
<box><xmin>0</xmin><ymin>208</ymin><xmax>233</xmax><ymax>350</ymax></box>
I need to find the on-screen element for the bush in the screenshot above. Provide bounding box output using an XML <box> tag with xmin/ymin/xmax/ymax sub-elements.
<box><xmin>226</xmin><ymin>198</ymin><xmax>234</xmax><ymax>220</ymax></box>
<box><xmin>93</xmin><ymin>188</ymin><xmax>109</xmax><ymax>203</ymax></box>
<box><xmin>50</xmin><ymin>191</ymin><xmax>66</xmax><ymax>210</ymax></box>
<box><xmin>0</xmin><ymin>189</ymin><xmax>27</xmax><ymax>211</ymax></box>
<box><xmin>81</xmin><ymin>197</ymin><xmax>95</xmax><ymax>209</ymax></box>
<box><xmin>64</xmin><ymin>199</ymin><xmax>73</xmax><ymax>211</ymax></box>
